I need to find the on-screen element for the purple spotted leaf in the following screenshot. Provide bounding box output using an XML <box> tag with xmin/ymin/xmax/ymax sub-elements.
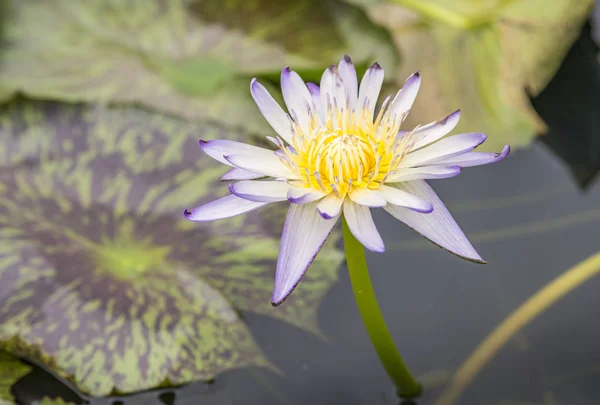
<box><xmin>0</xmin><ymin>100</ymin><xmax>343</xmax><ymax>396</ymax></box>
<box><xmin>34</xmin><ymin>399</ymin><xmax>77</xmax><ymax>405</ymax></box>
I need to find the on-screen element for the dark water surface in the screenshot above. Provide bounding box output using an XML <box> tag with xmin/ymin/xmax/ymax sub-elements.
<box><xmin>12</xmin><ymin>13</ymin><xmax>600</xmax><ymax>405</ymax></box>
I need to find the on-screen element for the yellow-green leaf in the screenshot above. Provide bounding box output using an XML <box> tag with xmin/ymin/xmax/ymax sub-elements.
<box><xmin>0</xmin><ymin>0</ymin><xmax>398</xmax><ymax>136</ymax></box>
<box><xmin>351</xmin><ymin>0</ymin><xmax>593</xmax><ymax>151</ymax></box>
<box><xmin>0</xmin><ymin>352</ymin><xmax>31</xmax><ymax>405</ymax></box>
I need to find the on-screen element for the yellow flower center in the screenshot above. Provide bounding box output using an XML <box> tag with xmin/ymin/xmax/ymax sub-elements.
<box><xmin>279</xmin><ymin>101</ymin><xmax>414</xmax><ymax>196</ymax></box>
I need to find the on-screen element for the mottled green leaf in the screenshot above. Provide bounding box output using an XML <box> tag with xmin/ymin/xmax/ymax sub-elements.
<box><xmin>0</xmin><ymin>351</ymin><xmax>31</xmax><ymax>405</ymax></box>
<box><xmin>0</xmin><ymin>100</ymin><xmax>343</xmax><ymax>396</ymax></box>
<box><xmin>0</xmin><ymin>0</ymin><xmax>398</xmax><ymax>135</ymax></box>
<box><xmin>33</xmin><ymin>398</ymin><xmax>76</xmax><ymax>405</ymax></box>
<box><xmin>349</xmin><ymin>0</ymin><xmax>593</xmax><ymax>151</ymax></box>
<box><xmin>189</xmin><ymin>0</ymin><xmax>345</xmax><ymax>62</ymax></box>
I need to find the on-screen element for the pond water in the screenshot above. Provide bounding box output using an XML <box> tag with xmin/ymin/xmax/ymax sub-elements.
<box><xmin>8</xmin><ymin>10</ymin><xmax>600</xmax><ymax>405</ymax></box>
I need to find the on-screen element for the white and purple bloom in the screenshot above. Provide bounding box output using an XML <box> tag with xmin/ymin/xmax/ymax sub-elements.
<box><xmin>185</xmin><ymin>56</ymin><xmax>510</xmax><ymax>306</ymax></box>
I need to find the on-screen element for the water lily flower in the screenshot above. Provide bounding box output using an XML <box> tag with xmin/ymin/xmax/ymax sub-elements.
<box><xmin>185</xmin><ymin>55</ymin><xmax>510</xmax><ymax>306</ymax></box>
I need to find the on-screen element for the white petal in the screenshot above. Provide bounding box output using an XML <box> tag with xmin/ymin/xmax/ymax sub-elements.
<box><xmin>200</xmin><ymin>139</ymin><xmax>276</xmax><ymax>167</ymax></box>
<box><xmin>385</xmin><ymin>166</ymin><xmax>462</xmax><ymax>183</ymax></box>
<box><xmin>343</xmin><ymin>199</ymin><xmax>384</xmax><ymax>252</ymax></box>
<box><xmin>306</xmin><ymin>83</ymin><xmax>325</xmax><ymax>123</ymax></box>
<box><xmin>281</xmin><ymin>67</ymin><xmax>313</xmax><ymax>135</ymax></box>
<box><xmin>320</xmin><ymin>66</ymin><xmax>334</xmax><ymax>115</ymax></box>
<box><xmin>428</xmin><ymin>145</ymin><xmax>511</xmax><ymax>167</ymax></box>
<box><xmin>225</xmin><ymin>154</ymin><xmax>298</xmax><ymax>179</ymax></box>
<box><xmin>320</xmin><ymin>65</ymin><xmax>346</xmax><ymax>117</ymax></box>
<box><xmin>379</xmin><ymin>185</ymin><xmax>433</xmax><ymax>213</ymax></box>
<box><xmin>399</xmin><ymin>133</ymin><xmax>487</xmax><ymax>168</ymax></box>
<box><xmin>338</xmin><ymin>55</ymin><xmax>358</xmax><ymax>110</ymax></box>
<box><xmin>389</xmin><ymin>72</ymin><xmax>421</xmax><ymax>121</ymax></box>
<box><xmin>250</xmin><ymin>79</ymin><xmax>294</xmax><ymax>144</ymax></box>
<box><xmin>410</xmin><ymin>110</ymin><xmax>461</xmax><ymax>150</ymax></box>
<box><xmin>229</xmin><ymin>180</ymin><xmax>291</xmax><ymax>202</ymax></box>
<box><xmin>220</xmin><ymin>168</ymin><xmax>264</xmax><ymax>181</ymax></box>
<box><xmin>383</xmin><ymin>181</ymin><xmax>484</xmax><ymax>263</ymax></box>
<box><xmin>184</xmin><ymin>195</ymin><xmax>267</xmax><ymax>222</ymax></box>
<box><xmin>348</xmin><ymin>187</ymin><xmax>387</xmax><ymax>207</ymax></box>
<box><xmin>316</xmin><ymin>193</ymin><xmax>344</xmax><ymax>219</ymax></box>
<box><xmin>357</xmin><ymin>63</ymin><xmax>384</xmax><ymax>120</ymax></box>
<box><xmin>287</xmin><ymin>187</ymin><xmax>327</xmax><ymax>204</ymax></box>
<box><xmin>272</xmin><ymin>202</ymin><xmax>339</xmax><ymax>305</ymax></box>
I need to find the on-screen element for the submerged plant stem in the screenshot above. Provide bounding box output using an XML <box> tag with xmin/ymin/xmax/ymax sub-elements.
<box><xmin>342</xmin><ymin>218</ymin><xmax>421</xmax><ymax>399</ymax></box>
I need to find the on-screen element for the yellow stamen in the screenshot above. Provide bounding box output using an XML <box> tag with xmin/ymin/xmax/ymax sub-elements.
<box><xmin>279</xmin><ymin>102</ymin><xmax>414</xmax><ymax>195</ymax></box>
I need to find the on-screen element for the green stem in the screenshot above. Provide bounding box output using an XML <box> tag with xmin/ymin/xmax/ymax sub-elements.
<box><xmin>390</xmin><ymin>0</ymin><xmax>489</xmax><ymax>30</ymax></box>
<box><xmin>342</xmin><ymin>219</ymin><xmax>421</xmax><ymax>399</ymax></box>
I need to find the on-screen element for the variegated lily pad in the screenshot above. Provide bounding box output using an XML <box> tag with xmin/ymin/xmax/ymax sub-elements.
<box><xmin>0</xmin><ymin>0</ymin><xmax>398</xmax><ymax>135</ymax></box>
<box><xmin>0</xmin><ymin>100</ymin><xmax>343</xmax><ymax>396</ymax></box>
<box><xmin>33</xmin><ymin>399</ymin><xmax>76</xmax><ymax>405</ymax></box>
<box><xmin>0</xmin><ymin>351</ymin><xmax>31</xmax><ymax>405</ymax></box>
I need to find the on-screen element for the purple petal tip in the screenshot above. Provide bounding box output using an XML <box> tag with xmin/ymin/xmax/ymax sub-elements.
<box><xmin>343</xmin><ymin>54</ymin><xmax>352</xmax><ymax>64</ymax></box>
<box><xmin>271</xmin><ymin>284</ymin><xmax>299</xmax><ymax>306</ymax></box>
<box><xmin>372</xmin><ymin>246</ymin><xmax>386</xmax><ymax>253</ymax></box>
<box><xmin>183</xmin><ymin>209</ymin><xmax>192</xmax><ymax>217</ymax></box>
<box><xmin>371</xmin><ymin>62</ymin><xmax>382</xmax><ymax>70</ymax></box>
<box><xmin>271</xmin><ymin>287</ymin><xmax>293</xmax><ymax>306</ymax></box>
<box><xmin>318</xmin><ymin>211</ymin><xmax>336</xmax><ymax>220</ymax></box>
<box><xmin>446</xmin><ymin>109</ymin><xmax>461</xmax><ymax>122</ymax></box>
<box><xmin>306</xmin><ymin>82</ymin><xmax>319</xmax><ymax>93</ymax></box>
<box><xmin>406</xmin><ymin>72</ymin><xmax>421</xmax><ymax>83</ymax></box>
<box><xmin>250</xmin><ymin>78</ymin><xmax>261</xmax><ymax>91</ymax></box>
<box><xmin>416</xmin><ymin>204</ymin><xmax>434</xmax><ymax>214</ymax></box>
<box><xmin>470</xmin><ymin>132</ymin><xmax>487</xmax><ymax>146</ymax></box>
<box><xmin>287</xmin><ymin>196</ymin><xmax>302</xmax><ymax>204</ymax></box>
<box><xmin>271</xmin><ymin>297</ymin><xmax>285</xmax><ymax>306</ymax></box>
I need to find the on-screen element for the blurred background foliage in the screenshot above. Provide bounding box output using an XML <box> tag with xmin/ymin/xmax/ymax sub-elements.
<box><xmin>0</xmin><ymin>0</ymin><xmax>595</xmax><ymax>403</ymax></box>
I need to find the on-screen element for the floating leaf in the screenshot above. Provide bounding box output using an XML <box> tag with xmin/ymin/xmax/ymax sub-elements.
<box><xmin>0</xmin><ymin>0</ymin><xmax>398</xmax><ymax>135</ymax></box>
<box><xmin>0</xmin><ymin>100</ymin><xmax>344</xmax><ymax>396</ymax></box>
<box><xmin>326</xmin><ymin>0</ymin><xmax>399</xmax><ymax>73</ymax></box>
<box><xmin>349</xmin><ymin>0</ymin><xmax>593</xmax><ymax>151</ymax></box>
<box><xmin>0</xmin><ymin>351</ymin><xmax>31</xmax><ymax>405</ymax></box>
<box><xmin>189</xmin><ymin>0</ymin><xmax>345</xmax><ymax>63</ymax></box>
<box><xmin>33</xmin><ymin>399</ymin><xmax>76</xmax><ymax>405</ymax></box>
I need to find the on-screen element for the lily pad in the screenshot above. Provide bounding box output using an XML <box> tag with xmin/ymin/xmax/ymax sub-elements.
<box><xmin>0</xmin><ymin>351</ymin><xmax>31</xmax><ymax>405</ymax></box>
<box><xmin>349</xmin><ymin>0</ymin><xmax>593</xmax><ymax>151</ymax></box>
<box><xmin>0</xmin><ymin>0</ymin><xmax>398</xmax><ymax>135</ymax></box>
<box><xmin>33</xmin><ymin>399</ymin><xmax>76</xmax><ymax>405</ymax></box>
<box><xmin>0</xmin><ymin>100</ymin><xmax>343</xmax><ymax>396</ymax></box>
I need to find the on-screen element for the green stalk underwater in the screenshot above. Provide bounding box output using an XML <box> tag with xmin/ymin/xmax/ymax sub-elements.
<box><xmin>342</xmin><ymin>218</ymin><xmax>422</xmax><ymax>399</ymax></box>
